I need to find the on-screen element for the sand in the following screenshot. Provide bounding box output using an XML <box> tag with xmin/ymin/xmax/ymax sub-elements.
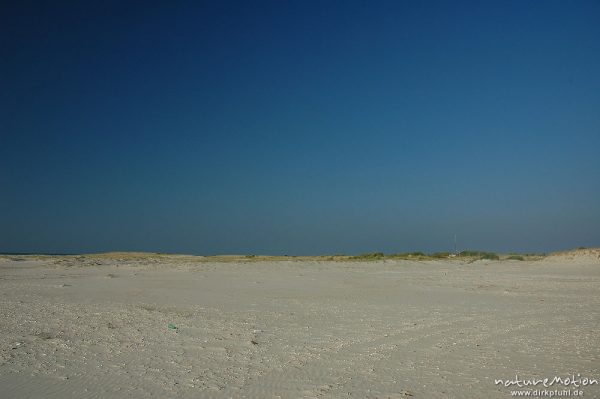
<box><xmin>1</xmin><ymin>251</ymin><xmax>599</xmax><ymax>398</ymax></box>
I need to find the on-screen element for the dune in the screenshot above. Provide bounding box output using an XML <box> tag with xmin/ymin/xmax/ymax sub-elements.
<box><xmin>543</xmin><ymin>248</ymin><xmax>600</xmax><ymax>263</ymax></box>
<box><xmin>1</xmin><ymin>250</ymin><xmax>599</xmax><ymax>398</ymax></box>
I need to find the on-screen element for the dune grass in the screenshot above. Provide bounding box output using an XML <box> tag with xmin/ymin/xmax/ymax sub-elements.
<box><xmin>348</xmin><ymin>250</ymin><xmax>509</xmax><ymax>261</ymax></box>
<box><xmin>2</xmin><ymin>250</ymin><xmax>554</xmax><ymax>264</ymax></box>
<box><xmin>350</xmin><ymin>252</ymin><xmax>385</xmax><ymax>260</ymax></box>
<box><xmin>457</xmin><ymin>250</ymin><xmax>500</xmax><ymax>260</ymax></box>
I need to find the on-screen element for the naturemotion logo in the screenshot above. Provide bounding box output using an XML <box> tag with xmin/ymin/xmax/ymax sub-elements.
<box><xmin>495</xmin><ymin>374</ymin><xmax>598</xmax><ymax>397</ymax></box>
<box><xmin>494</xmin><ymin>374</ymin><xmax>598</xmax><ymax>389</ymax></box>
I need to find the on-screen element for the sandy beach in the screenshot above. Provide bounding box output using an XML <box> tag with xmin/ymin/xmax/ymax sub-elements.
<box><xmin>1</xmin><ymin>250</ymin><xmax>599</xmax><ymax>398</ymax></box>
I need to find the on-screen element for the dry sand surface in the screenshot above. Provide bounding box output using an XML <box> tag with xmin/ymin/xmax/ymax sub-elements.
<box><xmin>1</xmin><ymin>250</ymin><xmax>599</xmax><ymax>398</ymax></box>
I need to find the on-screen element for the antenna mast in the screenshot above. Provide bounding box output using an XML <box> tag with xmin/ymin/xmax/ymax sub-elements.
<box><xmin>454</xmin><ymin>234</ymin><xmax>457</xmax><ymax>255</ymax></box>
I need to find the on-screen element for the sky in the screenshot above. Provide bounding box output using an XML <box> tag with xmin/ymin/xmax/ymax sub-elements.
<box><xmin>1</xmin><ymin>1</ymin><xmax>599</xmax><ymax>255</ymax></box>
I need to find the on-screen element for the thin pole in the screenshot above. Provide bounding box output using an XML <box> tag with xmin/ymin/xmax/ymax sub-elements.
<box><xmin>454</xmin><ymin>234</ymin><xmax>457</xmax><ymax>255</ymax></box>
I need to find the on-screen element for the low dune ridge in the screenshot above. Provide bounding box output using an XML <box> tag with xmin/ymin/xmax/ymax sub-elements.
<box><xmin>545</xmin><ymin>247</ymin><xmax>600</xmax><ymax>263</ymax></box>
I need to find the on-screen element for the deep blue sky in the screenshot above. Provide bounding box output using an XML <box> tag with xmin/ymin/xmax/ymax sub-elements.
<box><xmin>1</xmin><ymin>1</ymin><xmax>599</xmax><ymax>255</ymax></box>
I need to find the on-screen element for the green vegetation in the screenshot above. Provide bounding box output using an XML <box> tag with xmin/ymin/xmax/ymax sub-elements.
<box><xmin>388</xmin><ymin>252</ymin><xmax>429</xmax><ymax>260</ymax></box>
<box><xmin>457</xmin><ymin>250</ymin><xmax>499</xmax><ymax>260</ymax></box>
<box><xmin>350</xmin><ymin>252</ymin><xmax>385</xmax><ymax>260</ymax></box>
<box><xmin>430</xmin><ymin>252</ymin><xmax>450</xmax><ymax>258</ymax></box>
<box><xmin>352</xmin><ymin>251</ymin><xmax>446</xmax><ymax>260</ymax></box>
<box><xmin>390</xmin><ymin>251</ymin><xmax>426</xmax><ymax>257</ymax></box>
<box><xmin>341</xmin><ymin>249</ymin><xmax>547</xmax><ymax>262</ymax></box>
